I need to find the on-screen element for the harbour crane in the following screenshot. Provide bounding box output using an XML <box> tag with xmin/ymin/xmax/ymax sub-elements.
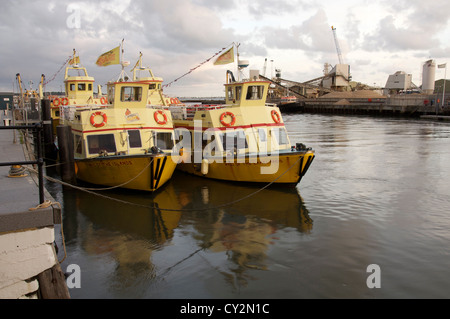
<box><xmin>331</xmin><ymin>26</ymin><xmax>344</xmax><ymax>65</ymax></box>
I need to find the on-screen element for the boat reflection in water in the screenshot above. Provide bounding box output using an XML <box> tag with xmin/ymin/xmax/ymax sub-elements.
<box><xmin>60</xmin><ymin>170</ymin><xmax>312</xmax><ymax>295</ymax></box>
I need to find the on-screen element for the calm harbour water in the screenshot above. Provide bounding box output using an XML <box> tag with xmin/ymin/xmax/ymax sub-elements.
<box><xmin>46</xmin><ymin>113</ymin><xmax>450</xmax><ymax>299</ymax></box>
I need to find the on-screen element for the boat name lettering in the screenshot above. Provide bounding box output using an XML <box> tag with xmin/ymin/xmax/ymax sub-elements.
<box><xmin>87</xmin><ymin>160</ymin><xmax>133</xmax><ymax>167</ymax></box>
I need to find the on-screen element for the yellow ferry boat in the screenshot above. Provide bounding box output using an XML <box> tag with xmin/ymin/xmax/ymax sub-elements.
<box><xmin>60</xmin><ymin>54</ymin><xmax>178</xmax><ymax>192</ymax></box>
<box><xmin>170</xmin><ymin>69</ymin><xmax>315</xmax><ymax>186</ymax></box>
<box><xmin>50</xmin><ymin>50</ymin><xmax>106</xmax><ymax>134</ymax></box>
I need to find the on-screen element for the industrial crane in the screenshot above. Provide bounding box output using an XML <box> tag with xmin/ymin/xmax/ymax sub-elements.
<box><xmin>331</xmin><ymin>26</ymin><xmax>344</xmax><ymax>65</ymax></box>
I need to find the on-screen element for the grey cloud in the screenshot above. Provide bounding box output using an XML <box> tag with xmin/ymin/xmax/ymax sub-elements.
<box><xmin>262</xmin><ymin>9</ymin><xmax>335</xmax><ymax>53</ymax></box>
<box><xmin>246</xmin><ymin>0</ymin><xmax>310</xmax><ymax>17</ymax></box>
<box><xmin>363</xmin><ymin>15</ymin><xmax>440</xmax><ymax>51</ymax></box>
<box><xmin>133</xmin><ymin>0</ymin><xmax>236</xmax><ymax>53</ymax></box>
<box><xmin>364</xmin><ymin>0</ymin><xmax>450</xmax><ymax>52</ymax></box>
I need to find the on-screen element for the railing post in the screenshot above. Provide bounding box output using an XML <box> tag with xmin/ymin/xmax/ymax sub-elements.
<box><xmin>36</xmin><ymin>123</ymin><xmax>44</xmax><ymax>204</ymax></box>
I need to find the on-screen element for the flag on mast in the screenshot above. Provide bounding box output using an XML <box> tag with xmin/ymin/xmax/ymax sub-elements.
<box><xmin>214</xmin><ymin>47</ymin><xmax>234</xmax><ymax>65</ymax></box>
<box><xmin>69</xmin><ymin>56</ymin><xmax>80</xmax><ymax>65</ymax></box>
<box><xmin>96</xmin><ymin>46</ymin><xmax>121</xmax><ymax>67</ymax></box>
<box><xmin>438</xmin><ymin>63</ymin><xmax>447</xmax><ymax>68</ymax></box>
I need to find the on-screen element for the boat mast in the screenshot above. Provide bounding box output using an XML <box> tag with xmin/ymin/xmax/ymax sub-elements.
<box><xmin>117</xmin><ymin>39</ymin><xmax>130</xmax><ymax>82</ymax></box>
<box><xmin>236</xmin><ymin>43</ymin><xmax>240</xmax><ymax>82</ymax></box>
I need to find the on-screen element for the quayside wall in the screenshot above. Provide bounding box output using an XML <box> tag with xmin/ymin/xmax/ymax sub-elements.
<box><xmin>0</xmin><ymin>111</ymin><xmax>69</xmax><ymax>299</ymax></box>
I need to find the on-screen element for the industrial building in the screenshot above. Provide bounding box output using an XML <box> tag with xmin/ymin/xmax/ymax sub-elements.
<box><xmin>383</xmin><ymin>71</ymin><xmax>413</xmax><ymax>95</ymax></box>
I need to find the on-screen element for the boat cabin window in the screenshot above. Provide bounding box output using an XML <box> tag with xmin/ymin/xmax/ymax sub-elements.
<box><xmin>235</xmin><ymin>86</ymin><xmax>242</xmax><ymax>100</ymax></box>
<box><xmin>272</xmin><ymin>127</ymin><xmax>289</xmax><ymax>146</ymax></box>
<box><xmin>258</xmin><ymin>128</ymin><xmax>267</xmax><ymax>142</ymax></box>
<box><xmin>227</xmin><ymin>86</ymin><xmax>242</xmax><ymax>102</ymax></box>
<box><xmin>221</xmin><ymin>130</ymin><xmax>248</xmax><ymax>151</ymax></box>
<box><xmin>246</xmin><ymin>85</ymin><xmax>264</xmax><ymax>100</ymax></box>
<box><xmin>128</xmin><ymin>130</ymin><xmax>142</xmax><ymax>148</ymax></box>
<box><xmin>154</xmin><ymin>132</ymin><xmax>174</xmax><ymax>150</ymax></box>
<box><xmin>108</xmin><ymin>86</ymin><xmax>115</xmax><ymax>104</ymax></box>
<box><xmin>68</xmin><ymin>83</ymin><xmax>92</xmax><ymax>92</ymax></box>
<box><xmin>121</xmin><ymin>86</ymin><xmax>142</xmax><ymax>102</ymax></box>
<box><xmin>149</xmin><ymin>84</ymin><xmax>156</xmax><ymax>90</ymax></box>
<box><xmin>87</xmin><ymin>134</ymin><xmax>117</xmax><ymax>154</ymax></box>
<box><xmin>227</xmin><ymin>87</ymin><xmax>234</xmax><ymax>100</ymax></box>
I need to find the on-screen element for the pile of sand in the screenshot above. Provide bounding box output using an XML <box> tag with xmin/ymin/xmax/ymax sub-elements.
<box><xmin>319</xmin><ymin>90</ymin><xmax>385</xmax><ymax>99</ymax></box>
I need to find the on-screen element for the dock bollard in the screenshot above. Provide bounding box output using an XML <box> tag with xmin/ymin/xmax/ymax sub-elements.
<box><xmin>8</xmin><ymin>165</ymin><xmax>28</xmax><ymax>177</ymax></box>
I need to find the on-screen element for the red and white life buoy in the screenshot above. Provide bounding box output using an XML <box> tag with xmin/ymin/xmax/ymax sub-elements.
<box><xmin>90</xmin><ymin>111</ymin><xmax>107</xmax><ymax>128</ymax></box>
<box><xmin>100</xmin><ymin>97</ymin><xmax>107</xmax><ymax>104</ymax></box>
<box><xmin>52</xmin><ymin>98</ymin><xmax>61</xmax><ymax>107</ymax></box>
<box><xmin>271</xmin><ymin>110</ymin><xmax>281</xmax><ymax>123</ymax></box>
<box><xmin>61</xmin><ymin>97</ymin><xmax>69</xmax><ymax>106</ymax></box>
<box><xmin>220</xmin><ymin>111</ymin><xmax>236</xmax><ymax>127</ymax></box>
<box><xmin>154</xmin><ymin>110</ymin><xmax>168</xmax><ymax>125</ymax></box>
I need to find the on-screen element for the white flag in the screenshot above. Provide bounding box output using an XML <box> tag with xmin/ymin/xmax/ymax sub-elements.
<box><xmin>438</xmin><ymin>63</ymin><xmax>447</xmax><ymax>68</ymax></box>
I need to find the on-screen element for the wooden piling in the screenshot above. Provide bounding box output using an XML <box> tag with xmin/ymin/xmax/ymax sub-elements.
<box><xmin>41</xmin><ymin>99</ymin><xmax>57</xmax><ymax>161</ymax></box>
<box><xmin>37</xmin><ymin>264</ymin><xmax>70</xmax><ymax>299</ymax></box>
<box><xmin>57</xmin><ymin>125</ymin><xmax>76</xmax><ymax>184</ymax></box>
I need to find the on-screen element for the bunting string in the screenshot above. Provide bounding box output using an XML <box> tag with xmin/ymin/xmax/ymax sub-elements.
<box><xmin>43</xmin><ymin>56</ymin><xmax>72</xmax><ymax>86</ymax></box>
<box><xmin>163</xmin><ymin>43</ymin><xmax>234</xmax><ymax>88</ymax></box>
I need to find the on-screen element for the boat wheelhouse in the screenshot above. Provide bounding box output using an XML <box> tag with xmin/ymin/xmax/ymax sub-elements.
<box><xmin>50</xmin><ymin>51</ymin><xmax>106</xmax><ymax>134</ymax></box>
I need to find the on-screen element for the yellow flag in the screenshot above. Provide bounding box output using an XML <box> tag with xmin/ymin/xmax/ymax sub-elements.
<box><xmin>214</xmin><ymin>47</ymin><xmax>234</xmax><ymax>65</ymax></box>
<box><xmin>96</xmin><ymin>46</ymin><xmax>120</xmax><ymax>67</ymax></box>
<box><xmin>69</xmin><ymin>56</ymin><xmax>80</xmax><ymax>65</ymax></box>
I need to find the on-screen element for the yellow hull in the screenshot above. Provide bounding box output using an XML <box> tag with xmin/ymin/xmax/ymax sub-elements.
<box><xmin>75</xmin><ymin>154</ymin><xmax>178</xmax><ymax>192</ymax></box>
<box><xmin>177</xmin><ymin>150</ymin><xmax>314</xmax><ymax>186</ymax></box>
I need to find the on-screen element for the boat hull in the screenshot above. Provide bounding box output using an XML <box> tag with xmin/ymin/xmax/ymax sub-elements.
<box><xmin>177</xmin><ymin>150</ymin><xmax>314</xmax><ymax>186</ymax></box>
<box><xmin>75</xmin><ymin>153</ymin><xmax>178</xmax><ymax>192</ymax></box>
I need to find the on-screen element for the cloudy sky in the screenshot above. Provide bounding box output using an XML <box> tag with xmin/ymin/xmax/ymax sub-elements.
<box><xmin>1</xmin><ymin>0</ymin><xmax>449</xmax><ymax>97</ymax></box>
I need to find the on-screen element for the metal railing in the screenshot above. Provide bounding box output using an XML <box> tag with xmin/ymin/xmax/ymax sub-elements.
<box><xmin>0</xmin><ymin>123</ymin><xmax>44</xmax><ymax>204</ymax></box>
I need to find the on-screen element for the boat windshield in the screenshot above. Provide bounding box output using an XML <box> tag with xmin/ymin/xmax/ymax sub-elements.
<box><xmin>154</xmin><ymin>132</ymin><xmax>174</xmax><ymax>150</ymax></box>
<box><xmin>246</xmin><ymin>85</ymin><xmax>264</xmax><ymax>100</ymax></box>
<box><xmin>120</xmin><ymin>86</ymin><xmax>142</xmax><ymax>102</ymax></box>
<box><xmin>87</xmin><ymin>134</ymin><xmax>117</xmax><ymax>154</ymax></box>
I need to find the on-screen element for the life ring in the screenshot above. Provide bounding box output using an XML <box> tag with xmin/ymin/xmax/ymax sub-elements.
<box><xmin>90</xmin><ymin>111</ymin><xmax>107</xmax><ymax>128</ymax></box>
<box><xmin>61</xmin><ymin>97</ymin><xmax>69</xmax><ymax>106</ymax></box>
<box><xmin>271</xmin><ymin>110</ymin><xmax>281</xmax><ymax>123</ymax></box>
<box><xmin>100</xmin><ymin>97</ymin><xmax>107</xmax><ymax>104</ymax></box>
<box><xmin>154</xmin><ymin>110</ymin><xmax>168</xmax><ymax>125</ymax></box>
<box><xmin>52</xmin><ymin>98</ymin><xmax>60</xmax><ymax>107</ymax></box>
<box><xmin>220</xmin><ymin>112</ymin><xmax>236</xmax><ymax>127</ymax></box>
